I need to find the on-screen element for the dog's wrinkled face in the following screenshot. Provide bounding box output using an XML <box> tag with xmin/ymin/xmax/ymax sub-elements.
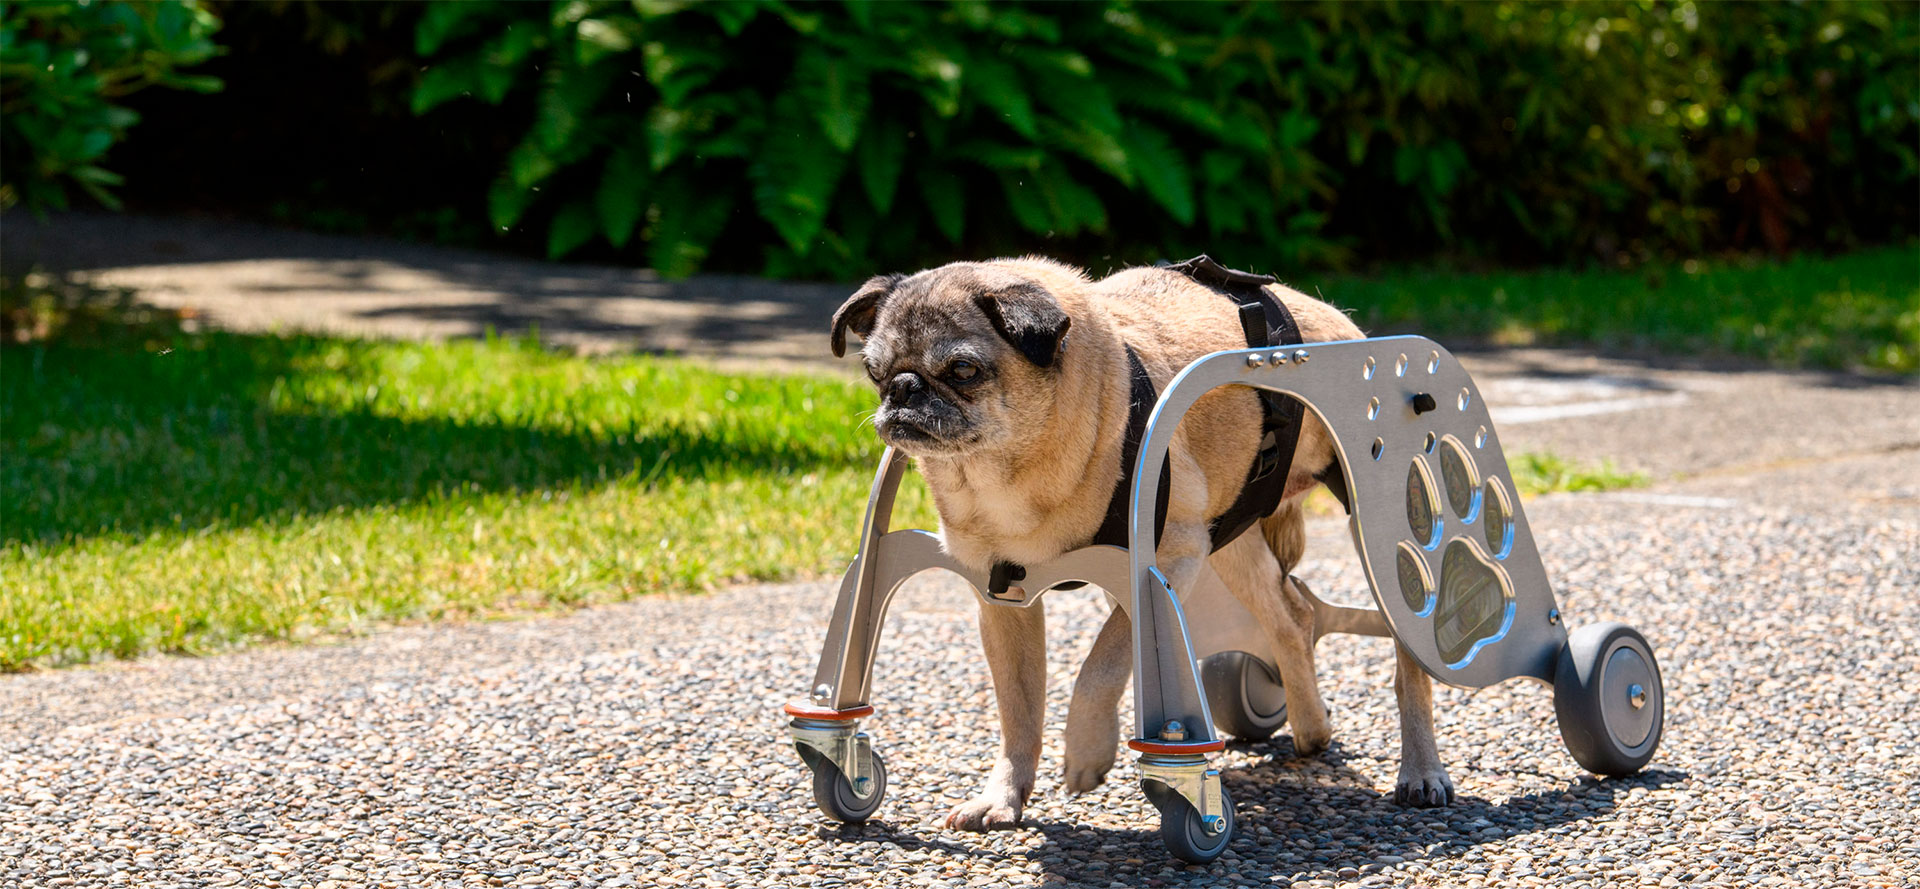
<box><xmin>830</xmin><ymin>264</ymin><xmax>1071</xmax><ymax>457</ymax></box>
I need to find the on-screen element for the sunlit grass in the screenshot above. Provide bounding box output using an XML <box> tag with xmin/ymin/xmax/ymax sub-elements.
<box><xmin>1507</xmin><ymin>452</ymin><xmax>1647</xmax><ymax>494</ymax></box>
<box><xmin>1329</xmin><ymin>243</ymin><xmax>1920</xmax><ymax>373</ymax></box>
<box><xmin>0</xmin><ymin>317</ymin><xmax>936</xmax><ymax>669</ymax></box>
<box><xmin>0</xmin><ymin>315</ymin><xmax>1653</xmax><ymax>670</ymax></box>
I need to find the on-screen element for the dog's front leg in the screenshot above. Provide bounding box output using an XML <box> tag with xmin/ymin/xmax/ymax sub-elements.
<box><xmin>1061</xmin><ymin>534</ymin><xmax>1210</xmax><ymax>793</ymax></box>
<box><xmin>946</xmin><ymin>598</ymin><xmax>1046</xmax><ymax>831</ymax></box>
<box><xmin>1062</xmin><ymin>603</ymin><xmax>1130</xmax><ymax>793</ymax></box>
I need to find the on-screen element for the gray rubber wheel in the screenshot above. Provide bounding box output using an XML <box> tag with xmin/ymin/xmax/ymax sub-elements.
<box><xmin>1199</xmin><ymin>650</ymin><xmax>1287</xmax><ymax>741</ymax></box>
<box><xmin>1144</xmin><ymin>780</ymin><xmax>1235</xmax><ymax>864</ymax></box>
<box><xmin>1554</xmin><ymin>622</ymin><xmax>1664</xmax><ymax>776</ymax></box>
<box><xmin>806</xmin><ymin>750</ymin><xmax>887</xmax><ymax>823</ymax></box>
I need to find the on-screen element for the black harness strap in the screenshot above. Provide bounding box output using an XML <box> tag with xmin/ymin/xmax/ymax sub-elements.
<box><xmin>1091</xmin><ymin>346</ymin><xmax>1169</xmax><ymax>549</ymax></box>
<box><xmin>1161</xmin><ymin>255</ymin><xmax>1307</xmax><ymax>551</ymax></box>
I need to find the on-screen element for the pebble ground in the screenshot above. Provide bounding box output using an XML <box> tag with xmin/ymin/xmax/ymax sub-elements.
<box><xmin>4</xmin><ymin>490</ymin><xmax>1916</xmax><ymax>888</ymax></box>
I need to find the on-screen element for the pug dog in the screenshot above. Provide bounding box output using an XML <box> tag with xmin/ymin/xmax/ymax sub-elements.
<box><xmin>829</xmin><ymin>257</ymin><xmax>1454</xmax><ymax>831</ymax></box>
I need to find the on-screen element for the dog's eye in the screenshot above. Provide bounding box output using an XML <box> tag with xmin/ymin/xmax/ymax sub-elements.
<box><xmin>864</xmin><ymin>362</ymin><xmax>884</xmax><ymax>384</ymax></box>
<box><xmin>947</xmin><ymin>360</ymin><xmax>979</xmax><ymax>382</ymax></box>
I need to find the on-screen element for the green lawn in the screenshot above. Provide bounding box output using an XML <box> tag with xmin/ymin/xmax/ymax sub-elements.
<box><xmin>12</xmin><ymin>242</ymin><xmax>1915</xmax><ymax>670</ymax></box>
<box><xmin>1</xmin><ymin>312</ymin><xmax>1645</xmax><ymax>671</ymax></box>
<box><xmin>1331</xmin><ymin>244</ymin><xmax>1919</xmax><ymax>373</ymax></box>
<box><xmin>0</xmin><ymin>316</ymin><xmax>937</xmax><ymax>669</ymax></box>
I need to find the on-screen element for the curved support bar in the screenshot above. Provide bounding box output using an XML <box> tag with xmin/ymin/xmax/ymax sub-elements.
<box><xmin>801</xmin><ymin>446</ymin><xmax>1139</xmax><ymax>714</ymax></box>
<box><xmin>1126</xmin><ymin>337</ymin><xmax>1567</xmax><ymax>692</ymax></box>
<box><xmin>803</xmin><ymin>448</ymin><xmax>916</xmax><ymax>712</ymax></box>
<box><xmin>1127</xmin><ymin>567</ymin><xmax>1223</xmax><ymax>745</ymax></box>
<box><xmin>807</xmin><ymin>530</ymin><xmax>952</xmax><ymax>710</ymax></box>
<box><xmin>809</xmin><ymin>530</ymin><xmax>1137</xmax><ymax>710</ymax></box>
<box><xmin>968</xmin><ymin>544</ymin><xmax>1134</xmax><ymax>608</ymax></box>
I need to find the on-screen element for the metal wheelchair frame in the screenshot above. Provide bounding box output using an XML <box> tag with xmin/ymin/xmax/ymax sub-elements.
<box><xmin>784</xmin><ymin>336</ymin><xmax>1665</xmax><ymax>862</ymax></box>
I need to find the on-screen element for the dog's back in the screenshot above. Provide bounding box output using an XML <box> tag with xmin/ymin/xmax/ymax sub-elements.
<box><xmin>1085</xmin><ymin>266</ymin><xmax>1364</xmax><ymax>522</ymax></box>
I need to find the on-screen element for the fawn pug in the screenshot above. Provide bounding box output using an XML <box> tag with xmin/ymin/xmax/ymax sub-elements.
<box><xmin>829</xmin><ymin>257</ymin><xmax>1454</xmax><ymax>830</ymax></box>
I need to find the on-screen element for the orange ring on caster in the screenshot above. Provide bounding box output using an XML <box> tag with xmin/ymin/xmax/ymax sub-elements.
<box><xmin>1128</xmin><ymin>738</ymin><xmax>1226</xmax><ymax>755</ymax></box>
<box><xmin>784</xmin><ymin>701</ymin><xmax>874</xmax><ymax>721</ymax></box>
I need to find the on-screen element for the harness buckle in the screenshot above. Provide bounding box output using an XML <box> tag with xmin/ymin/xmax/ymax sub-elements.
<box><xmin>987</xmin><ymin>561</ymin><xmax>1028</xmax><ymax>602</ymax></box>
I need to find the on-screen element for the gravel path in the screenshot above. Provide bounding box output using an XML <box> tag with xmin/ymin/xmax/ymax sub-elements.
<box><xmin>5</xmin><ymin>490</ymin><xmax>1916</xmax><ymax>888</ymax></box>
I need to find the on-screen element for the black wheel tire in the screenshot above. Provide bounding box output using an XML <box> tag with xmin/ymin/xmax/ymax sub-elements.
<box><xmin>807</xmin><ymin>750</ymin><xmax>887</xmax><ymax>823</ymax></box>
<box><xmin>1554</xmin><ymin>622</ymin><xmax>1664</xmax><ymax>777</ymax></box>
<box><xmin>1199</xmin><ymin>650</ymin><xmax>1287</xmax><ymax>741</ymax></box>
<box><xmin>1143</xmin><ymin>779</ymin><xmax>1235</xmax><ymax>864</ymax></box>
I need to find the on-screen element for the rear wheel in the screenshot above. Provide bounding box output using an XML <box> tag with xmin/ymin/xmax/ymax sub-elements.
<box><xmin>1199</xmin><ymin>650</ymin><xmax>1287</xmax><ymax>741</ymax></box>
<box><xmin>1554</xmin><ymin>622</ymin><xmax>1664</xmax><ymax>776</ymax></box>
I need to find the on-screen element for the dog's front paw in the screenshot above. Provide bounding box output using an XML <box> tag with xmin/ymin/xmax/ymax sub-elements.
<box><xmin>1062</xmin><ymin>752</ymin><xmax>1113</xmax><ymax>794</ymax></box>
<box><xmin>1290</xmin><ymin>712</ymin><xmax>1333</xmax><ymax>757</ymax></box>
<box><xmin>1393</xmin><ymin>764</ymin><xmax>1455</xmax><ymax>807</ymax></box>
<box><xmin>944</xmin><ymin>795</ymin><xmax>1024</xmax><ymax>831</ymax></box>
<box><xmin>1062</xmin><ymin>713</ymin><xmax>1118</xmax><ymax>794</ymax></box>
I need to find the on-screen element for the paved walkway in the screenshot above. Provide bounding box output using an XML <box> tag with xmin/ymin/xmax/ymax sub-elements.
<box><xmin>7</xmin><ymin>212</ymin><xmax>1915</xmax><ymax>484</ymax></box>
<box><xmin>3</xmin><ymin>211</ymin><xmax>847</xmax><ymax>371</ymax></box>
<box><xmin>3</xmin><ymin>212</ymin><xmax>1918</xmax><ymax>888</ymax></box>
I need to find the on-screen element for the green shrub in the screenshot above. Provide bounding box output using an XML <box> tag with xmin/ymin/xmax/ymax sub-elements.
<box><xmin>0</xmin><ymin>0</ymin><xmax>223</xmax><ymax>213</ymax></box>
<box><xmin>405</xmin><ymin>1</ymin><xmax>1916</xmax><ymax>277</ymax></box>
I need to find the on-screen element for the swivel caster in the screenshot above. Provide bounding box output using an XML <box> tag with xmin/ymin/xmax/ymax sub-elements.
<box><xmin>807</xmin><ymin>749</ymin><xmax>888</xmax><ymax>822</ymax></box>
<box><xmin>1554</xmin><ymin>622</ymin><xmax>1664</xmax><ymax>776</ymax></box>
<box><xmin>1138</xmin><ymin>754</ymin><xmax>1235</xmax><ymax>864</ymax></box>
<box><xmin>792</xmin><ymin>717</ymin><xmax>888</xmax><ymax>823</ymax></box>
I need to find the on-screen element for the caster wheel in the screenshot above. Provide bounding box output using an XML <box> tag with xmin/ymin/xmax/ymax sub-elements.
<box><xmin>806</xmin><ymin>749</ymin><xmax>888</xmax><ymax>822</ymax></box>
<box><xmin>1554</xmin><ymin>622</ymin><xmax>1664</xmax><ymax>776</ymax></box>
<box><xmin>1143</xmin><ymin>780</ymin><xmax>1235</xmax><ymax>864</ymax></box>
<box><xmin>1200</xmin><ymin>650</ymin><xmax>1287</xmax><ymax>741</ymax></box>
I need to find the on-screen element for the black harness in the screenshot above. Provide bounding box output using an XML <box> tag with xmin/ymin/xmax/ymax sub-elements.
<box><xmin>986</xmin><ymin>256</ymin><xmax>1321</xmax><ymax>597</ymax></box>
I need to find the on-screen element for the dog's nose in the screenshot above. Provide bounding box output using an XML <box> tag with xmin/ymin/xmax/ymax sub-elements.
<box><xmin>886</xmin><ymin>371</ymin><xmax>927</xmax><ymax>402</ymax></box>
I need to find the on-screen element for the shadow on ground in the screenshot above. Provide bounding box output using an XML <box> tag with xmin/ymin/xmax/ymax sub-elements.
<box><xmin>813</xmin><ymin>740</ymin><xmax>1683</xmax><ymax>887</ymax></box>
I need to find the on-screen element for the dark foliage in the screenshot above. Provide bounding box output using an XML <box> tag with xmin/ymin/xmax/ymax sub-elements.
<box><xmin>17</xmin><ymin>1</ymin><xmax>1920</xmax><ymax>276</ymax></box>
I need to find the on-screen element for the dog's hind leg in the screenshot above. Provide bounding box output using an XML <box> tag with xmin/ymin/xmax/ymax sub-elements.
<box><xmin>1392</xmin><ymin>643</ymin><xmax>1455</xmax><ymax>806</ymax></box>
<box><xmin>946</xmin><ymin>598</ymin><xmax>1047</xmax><ymax>831</ymax></box>
<box><xmin>1063</xmin><ymin>603</ymin><xmax>1130</xmax><ymax>793</ymax></box>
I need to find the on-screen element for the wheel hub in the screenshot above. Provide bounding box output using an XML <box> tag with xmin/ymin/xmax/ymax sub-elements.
<box><xmin>1599</xmin><ymin>645</ymin><xmax>1658</xmax><ymax>748</ymax></box>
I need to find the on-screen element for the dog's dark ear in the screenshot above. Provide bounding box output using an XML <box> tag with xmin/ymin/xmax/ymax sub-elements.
<box><xmin>975</xmin><ymin>284</ymin><xmax>1071</xmax><ymax>369</ymax></box>
<box><xmin>830</xmin><ymin>274</ymin><xmax>902</xmax><ymax>357</ymax></box>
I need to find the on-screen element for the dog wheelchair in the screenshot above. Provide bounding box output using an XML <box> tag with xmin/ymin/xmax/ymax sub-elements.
<box><xmin>783</xmin><ymin>336</ymin><xmax>1666</xmax><ymax>863</ymax></box>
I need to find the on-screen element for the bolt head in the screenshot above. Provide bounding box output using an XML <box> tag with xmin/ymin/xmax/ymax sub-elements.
<box><xmin>1628</xmin><ymin>683</ymin><xmax>1647</xmax><ymax>709</ymax></box>
<box><xmin>1293</xmin><ymin>349</ymin><xmax>1309</xmax><ymax>363</ymax></box>
<box><xmin>812</xmin><ymin>684</ymin><xmax>832</xmax><ymax>702</ymax></box>
<box><xmin>1547</xmin><ymin>609</ymin><xmax>1561</xmax><ymax>625</ymax></box>
<box><xmin>1246</xmin><ymin>354</ymin><xmax>1265</xmax><ymax>368</ymax></box>
<box><xmin>1159</xmin><ymin>720</ymin><xmax>1187</xmax><ymax>741</ymax></box>
<box><xmin>1202</xmin><ymin>814</ymin><xmax>1226</xmax><ymax>835</ymax></box>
